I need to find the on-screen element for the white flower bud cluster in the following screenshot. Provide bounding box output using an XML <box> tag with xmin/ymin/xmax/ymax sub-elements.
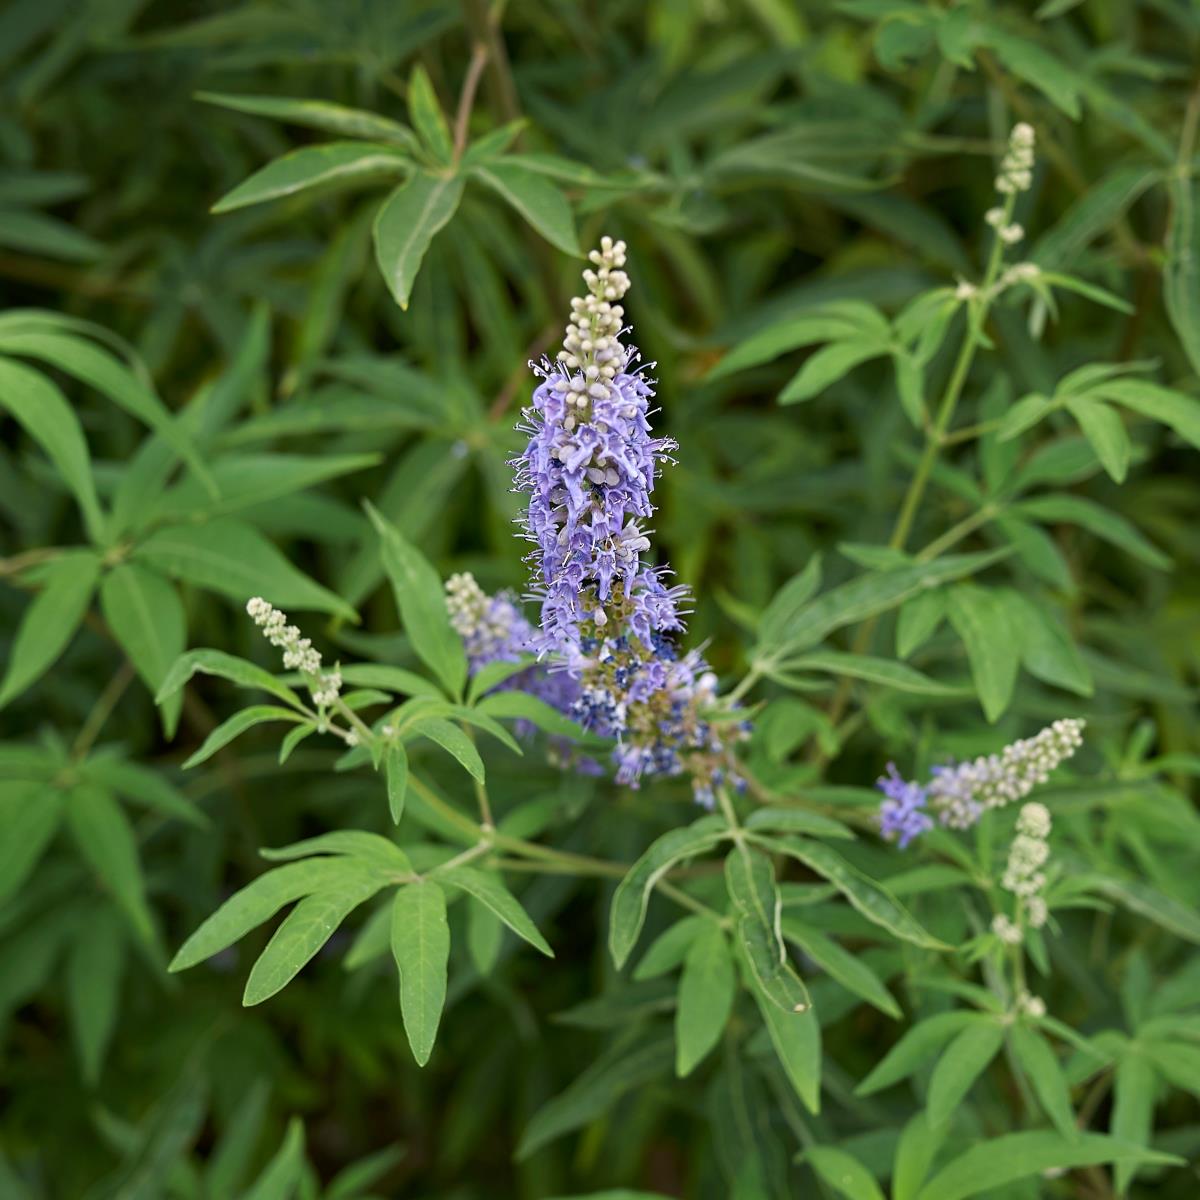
<box><xmin>246</xmin><ymin>597</ymin><xmax>342</xmax><ymax>709</ymax></box>
<box><xmin>996</xmin><ymin>122</ymin><xmax>1035</xmax><ymax>195</ymax></box>
<box><xmin>445</xmin><ymin>571</ymin><xmax>523</xmax><ymax>655</ymax></box>
<box><xmin>985</xmin><ymin>206</ymin><xmax>1024</xmax><ymax>245</ymax></box>
<box><xmin>554</xmin><ymin>236</ymin><xmax>631</xmax><ymax>419</ymax></box>
<box><xmin>1003</xmin><ymin>801</ymin><xmax>1053</xmax><ymax>929</ymax></box>
<box><xmin>1017</xmin><ymin>990</ymin><xmax>1046</xmax><ymax>1018</ymax></box>
<box><xmin>992</xmin><ymin>913</ymin><xmax>1023</xmax><ymax>945</ymax></box>
<box><xmin>929</xmin><ymin>718</ymin><xmax>1084</xmax><ymax>828</ymax></box>
<box><xmin>999</xmin><ymin>261</ymin><xmax>1041</xmax><ymax>289</ymax></box>
<box><xmin>445</xmin><ymin>571</ymin><xmax>491</xmax><ymax>636</ymax></box>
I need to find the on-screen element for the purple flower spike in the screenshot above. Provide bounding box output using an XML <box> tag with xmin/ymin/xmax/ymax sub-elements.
<box><xmin>877</xmin><ymin>763</ymin><xmax>933</xmax><ymax>848</ymax></box>
<box><xmin>513</xmin><ymin>237</ymin><xmax>749</xmax><ymax>804</ymax></box>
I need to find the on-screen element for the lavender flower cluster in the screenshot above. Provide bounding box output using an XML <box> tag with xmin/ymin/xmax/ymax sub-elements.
<box><xmin>878</xmin><ymin>718</ymin><xmax>1085</xmax><ymax>847</ymax></box>
<box><xmin>444</xmin><ymin>571</ymin><xmax>578</xmax><ymax>719</ymax></box>
<box><xmin>513</xmin><ymin>237</ymin><xmax>747</xmax><ymax>805</ymax></box>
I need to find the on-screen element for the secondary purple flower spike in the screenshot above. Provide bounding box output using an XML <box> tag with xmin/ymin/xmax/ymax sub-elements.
<box><xmin>514</xmin><ymin>237</ymin><xmax>746</xmax><ymax>804</ymax></box>
<box><xmin>878</xmin><ymin>718</ymin><xmax>1085</xmax><ymax>846</ymax></box>
<box><xmin>877</xmin><ymin>764</ymin><xmax>932</xmax><ymax>848</ymax></box>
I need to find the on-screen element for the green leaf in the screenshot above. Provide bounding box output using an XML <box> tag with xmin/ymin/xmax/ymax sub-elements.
<box><xmin>608</xmin><ymin>816</ymin><xmax>727</xmax><ymax>968</ymax></box>
<box><xmin>773</xmin><ymin>839</ymin><xmax>946</xmax><ymax>950</ymax></box>
<box><xmin>913</xmin><ymin>1132</ymin><xmax>1178</xmax><ymax>1200</ymax></box>
<box><xmin>758</xmin><ymin>555</ymin><xmax>822</xmax><ymax>646</ymax></box>
<box><xmin>927</xmin><ymin>1020</ymin><xmax>1005</xmax><ymax>1126</ymax></box>
<box><xmin>391</xmin><ymin>881</ymin><xmax>451</xmax><ymax>1066</ymax></box>
<box><xmin>472</xmin><ymin>162</ymin><xmax>579</xmax><ymax>255</ymax></box>
<box><xmin>212</xmin><ymin>143</ymin><xmax>410</xmax><ymax>212</ymax></box>
<box><xmin>0</xmin><ymin>330</ymin><xmax>215</xmax><ymax>497</ymax></box>
<box><xmin>1065</xmin><ymin>395</ymin><xmax>1130</xmax><ymax>482</ymax></box>
<box><xmin>997</xmin><ymin>393</ymin><xmax>1055</xmax><ymax>441</ymax></box>
<box><xmin>896</xmin><ymin>589</ymin><xmax>947</xmax><ymax>659</ymax></box>
<box><xmin>761</xmin><ymin>549</ymin><xmax>1011</xmax><ymax>656</ymax></box>
<box><xmin>782</xmin><ymin>917</ymin><xmax>900</xmax><ymax>1017</ymax></box>
<box><xmin>1017</xmin><ymin>494</ymin><xmax>1170</xmax><ymax>570</ymax></box>
<box><xmin>1095</xmin><ymin>379</ymin><xmax>1200</xmax><ymax>452</ymax></box>
<box><xmin>633</xmin><ymin>916</ymin><xmax>706</xmax><ymax>981</ymax></box>
<box><xmin>1112</xmin><ymin>1050</ymin><xmax>1156</xmax><ymax>1193</ymax></box>
<box><xmin>182</xmin><ymin>705</ymin><xmax>304</xmax><ymax>768</ymax></box>
<box><xmin>779</xmin><ymin>340</ymin><xmax>887</xmax><ymax>404</ymax></box>
<box><xmin>64</xmin><ymin>785</ymin><xmax>156</xmax><ymax>948</ymax></box>
<box><xmin>170</xmin><ymin>858</ymin><xmax>365</xmax><ymax>971</ymax></box>
<box><xmin>750</xmin><ymin>979</ymin><xmax>821</xmax><ymax>1113</ymax></box>
<box><xmin>99</xmin><ymin>563</ymin><xmax>186</xmax><ymax>727</ymax></box>
<box><xmin>385</xmin><ymin>743</ymin><xmax>408</xmax><ymax>824</ymax></box>
<box><xmin>1005</xmin><ymin>592</ymin><xmax>1092</xmax><ymax>697</ymax></box>
<box><xmin>803</xmin><ymin>1146</ymin><xmax>884</xmax><ymax>1200</ymax></box>
<box><xmin>259</xmin><ymin>830</ymin><xmax>411</xmax><ymax>873</ymax></box>
<box><xmin>517</xmin><ymin>1037</ymin><xmax>674</xmax><ymax>1159</ymax></box>
<box><xmin>894</xmin><ymin>1113</ymin><xmax>948</xmax><ymax>1200</ymax></box>
<box><xmin>438</xmin><ymin>866</ymin><xmax>553</xmax><ymax>957</ymax></box>
<box><xmin>466</xmin><ymin>896</ymin><xmax>503</xmax><ymax>976</ymax></box>
<box><xmin>410</xmin><ymin>717</ymin><xmax>484</xmax><ymax>783</ymax></box>
<box><xmin>743</xmin><ymin>807</ymin><xmax>855</xmax><ymax>840</ymax></box>
<box><xmin>856</xmin><ymin>1012</ymin><xmax>980</xmax><ymax>1095</ymax></box>
<box><xmin>980</xmin><ymin>28</ymin><xmax>1081</xmax><ymax>117</ymax></box>
<box><xmin>340</xmin><ymin>663</ymin><xmax>442</xmax><ymax>699</ymax></box>
<box><xmin>406</xmin><ymin>64</ymin><xmax>452</xmax><ymax>161</ymax></box>
<box><xmin>0</xmin><ymin>550</ymin><xmax>99</xmax><ymax>707</ymax></box>
<box><xmin>1011</xmin><ymin>1023</ymin><xmax>1078</xmax><ymax>1139</ymax></box>
<box><xmin>477</xmin><ymin>688</ymin><xmax>588</xmax><ymax>739</ymax></box>
<box><xmin>244</xmin><ymin>867</ymin><xmax>384</xmax><ymax>1005</ymax></box>
<box><xmin>0</xmin><ymin>782</ymin><xmax>65</xmax><ymax>905</ymax></box>
<box><xmin>66</xmin><ymin>907</ymin><xmax>125</xmax><ymax>1085</ymax></box>
<box><xmin>675</xmin><ymin>923</ymin><xmax>734</xmax><ymax>1076</ymax></box>
<box><xmin>709</xmin><ymin>310</ymin><xmax>867</xmax><ymax>380</ymax></box>
<box><xmin>197</xmin><ymin>91</ymin><xmax>417</xmax><ymax>146</ymax></box>
<box><xmin>136</xmin><ymin>519</ymin><xmax>354</xmax><ymax>620</ymax></box>
<box><xmin>241</xmin><ymin>1117</ymin><xmax>306</xmax><ymax>1200</ymax></box>
<box><xmin>372</xmin><ymin>171</ymin><xmax>464</xmax><ymax>309</ymax></box>
<box><xmin>1164</xmin><ymin>176</ymin><xmax>1200</xmax><ymax>378</ymax></box>
<box><xmin>156</xmin><ymin>647</ymin><xmax>304</xmax><ymax>716</ymax></box>
<box><xmin>946</xmin><ymin>584</ymin><xmax>1019</xmax><ymax>722</ymax></box>
<box><xmin>1086</xmin><ymin>875</ymin><xmax>1200</xmax><ymax>944</ymax></box>
<box><xmin>367</xmin><ymin>502</ymin><xmax>466</xmax><ymax>696</ymax></box>
<box><xmin>0</xmin><ymin>357</ymin><xmax>103</xmax><ymax>541</ymax></box>
<box><xmin>786</xmin><ymin>651</ymin><xmax>963</xmax><ymax>696</ymax></box>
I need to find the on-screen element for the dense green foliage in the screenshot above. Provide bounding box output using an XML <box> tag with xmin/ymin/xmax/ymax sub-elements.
<box><xmin>2</xmin><ymin>2</ymin><xmax>1200</xmax><ymax>1197</ymax></box>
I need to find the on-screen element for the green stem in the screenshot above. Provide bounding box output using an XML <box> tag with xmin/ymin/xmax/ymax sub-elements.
<box><xmin>916</xmin><ymin>504</ymin><xmax>998</xmax><ymax>562</ymax></box>
<box><xmin>72</xmin><ymin>662</ymin><xmax>135</xmax><ymax>761</ymax></box>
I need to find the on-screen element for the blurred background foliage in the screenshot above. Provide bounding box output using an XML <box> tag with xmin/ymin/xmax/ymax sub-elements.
<box><xmin>1</xmin><ymin>0</ymin><xmax>1199</xmax><ymax>1196</ymax></box>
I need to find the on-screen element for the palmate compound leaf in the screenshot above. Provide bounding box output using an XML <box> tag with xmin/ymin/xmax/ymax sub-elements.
<box><xmin>608</xmin><ymin>815</ymin><xmax>728</xmax><ymax>969</ymax></box>
<box><xmin>391</xmin><ymin>880</ymin><xmax>450</xmax><ymax>1066</ymax></box>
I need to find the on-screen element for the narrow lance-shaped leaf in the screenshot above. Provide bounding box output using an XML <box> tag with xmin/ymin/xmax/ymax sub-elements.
<box><xmin>0</xmin><ymin>550</ymin><xmax>100</xmax><ymax>707</ymax></box>
<box><xmin>244</xmin><ymin>867</ymin><xmax>385</xmax><ymax>1005</ymax></box>
<box><xmin>212</xmin><ymin>143</ymin><xmax>411</xmax><ymax>213</ymax></box>
<box><xmin>438</xmin><ymin>865</ymin><xmax>553</xmax><ymax>957</ymax></box>
<box><xmin>366</xmin><ymin>502</ymin><xmax>467</xmax><ymax>696</ymax></box>
<box><xmin>675</xmin><ymin>923</ymin><xmax>734</xmax><ymax>1076</ymax></box>
<box><xmin>391</xmin><ymin>881</ymin><xmax>451</xmax><ymax>1066</ymax></box>
<box><xmin>373</xmin><ymin>172</ymin><xmax>464</xmax><ymax>310</ymax></box>
<box><xmin>609</xmin><ymin>816</ymin><xmax>727</xmax><ymax>968</ymax></box>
